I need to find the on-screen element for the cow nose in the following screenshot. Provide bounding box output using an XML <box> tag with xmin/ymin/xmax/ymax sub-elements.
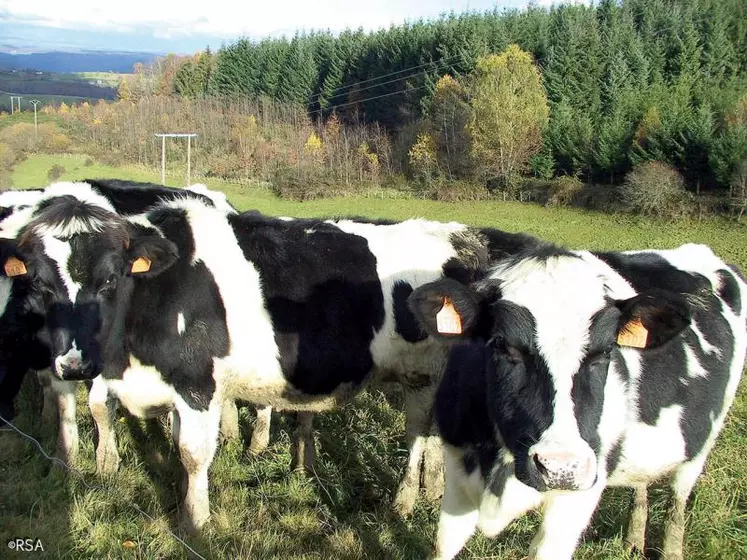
<box><xmin>531</xmin><ymin>449</ymin><xmax>596</xmax><ymax>491</ymax></box>
<box><xmin>54</xmin><ymin>349</ymin><xmax>94</xmax><ymax>380</ymax></box>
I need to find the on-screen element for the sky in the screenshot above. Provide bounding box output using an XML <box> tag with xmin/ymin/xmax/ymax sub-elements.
<box><xmin>0</xmin><ymin>0</ymin><xmax>560</xmax><ymax>54</ymax></box>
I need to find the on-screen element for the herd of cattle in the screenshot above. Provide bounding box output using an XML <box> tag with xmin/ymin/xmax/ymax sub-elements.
<box><xmin>0</xmin><ymin>179</ymin><xmax>744</xmax><ymax>560</ymax></box>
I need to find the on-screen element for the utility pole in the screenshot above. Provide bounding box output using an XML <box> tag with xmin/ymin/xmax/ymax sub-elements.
<box><xmin>29</xmin><ymin>100</ymin><xmax>41</xmax><ymax>142</ymax></box>
<box><xmin>9</xmin><ymin>96</ymin><xmax>22</xmax><ymax>114</ymax></box>
<box><xmin>154</xmin><ymin>133</ymin><xmax>198</xmax><ymax>185</ymax></box>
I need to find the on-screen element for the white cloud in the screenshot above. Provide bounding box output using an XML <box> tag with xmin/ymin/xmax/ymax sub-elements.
<box><xmin>0</xmin><ymin>0</ymin><xmax>513</xmax><ymax>39</ymax></box>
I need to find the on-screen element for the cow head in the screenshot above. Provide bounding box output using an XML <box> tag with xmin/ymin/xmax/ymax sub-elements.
<box><xmin>0</xmin><ymin>195</ymin><xmax>177</xmax><ymax>381</ymax></box>
<box><xmin>409</xmin><ymin>252</ymin><xmax>690</xmax><ymax>492</ymax></box>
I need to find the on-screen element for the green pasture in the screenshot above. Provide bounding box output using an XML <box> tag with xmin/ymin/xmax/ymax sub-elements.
<box><xmin>0</xmin><ymin>154</ymin><xmax>745</xmax><ymax>559</ymax></box>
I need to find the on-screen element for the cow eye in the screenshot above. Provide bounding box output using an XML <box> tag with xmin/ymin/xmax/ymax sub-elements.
<box><xmin>99</xmin><ymin>275</ymin><xmax>117</xmax><ymax>295</ymax></box>
<box><xmin>489</xmin><ymin>337</ymin><xmax>524</xmax><ymax>365</ymax></box>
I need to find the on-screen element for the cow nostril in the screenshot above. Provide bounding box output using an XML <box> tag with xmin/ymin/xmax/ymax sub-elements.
<box><xmin>533</xmin><ymin>454</ymin><xmax>548</xmax><ymax>476</ymax></box>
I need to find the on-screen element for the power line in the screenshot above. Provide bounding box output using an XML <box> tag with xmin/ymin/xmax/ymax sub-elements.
<box><xmin>309</xmin><ymin>82</ymin><xmax>431</xmax><ymax>117</ymax></box>
<box><xmin>309</xmin><ymin>51</ymin><xmax>471</xmax><ymax>108</ymax></box>
<box><xmin>308</xmin><ymin>50</ymin><xmax>471</xmax><ymax>104</ymax></box>
<box><xmin>0</xmin><ymin>412</ymin><xmax>208</xmax><ymax>560</ymax></box>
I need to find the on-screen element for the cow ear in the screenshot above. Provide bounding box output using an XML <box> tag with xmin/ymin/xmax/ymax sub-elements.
<box><xmin>408</xmin><ymin>279</ymin><xmax>482</xmax><ymax>339</ymax></box>
<box><xmin>615</xmin><ymin>289</ymin><xmax>691</xmax><ymax>349</ymax></box>
<box><xmin>125</xmin><ymin>235</ymin><xmax>178</xmax><ymax>277</ymax></box>
<box><xmin>0</xmin><ymin>239</ymin><xmax>28</xmax><ymax>278</ymax></box>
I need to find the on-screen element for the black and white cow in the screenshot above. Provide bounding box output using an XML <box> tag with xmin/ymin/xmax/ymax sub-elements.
<box><xmin>0</xmin><ymin>180</ymin><xmax>237</xmax><ymax>470</ymax></box>
<box><xmin>409</xmin><ymin>243</ymin><xmax>746</xmax><ymax>560</ymax></box>
<box><xmin>0</xmin><ymin>190</ymin><xmax>544</xmax><ymax>529</ymax></box>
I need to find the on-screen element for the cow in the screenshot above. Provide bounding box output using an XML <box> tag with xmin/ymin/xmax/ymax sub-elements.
<box><xmin>0</xmin><ymin>180</ymin><xmax>240</xmax><ymax>471</ymax></box>
<box><xmin>0</xmin><ymin>189</ymin><xmax>546</xmax><ymax>529</ymax></box>
<box><xmin>408</xmin><ymin>242</ymin><xmax>747</xmax><ymax>560</ymax></box>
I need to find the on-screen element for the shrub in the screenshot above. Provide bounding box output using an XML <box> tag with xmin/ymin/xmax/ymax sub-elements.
<box><xmin>546</xmin><ymin>175</ymin><xmax>584</xmax><ymax>207</ymax></box>
<box><xmin>47</xmin><ymin>164</ymin><xmax>66</xmax><ymax>181</ymax></box>
<box><xmin>620</xmin><ymin>161</ymin><xmax>694</xmax><ymax>219</ymax></box>
<box><xmin>84</xmin><ymin>158</ymin><xmax>94</xmax><ymax>167</ymax></box>
<box><xmin>0</xmin><ymin>142</ymin><xmax>18</xmax><ymax>170</ymax></box>
<box><xmin>419</xmin><ymin>178</ymin><xmax>491</xmax><ymax>202</ymax></box>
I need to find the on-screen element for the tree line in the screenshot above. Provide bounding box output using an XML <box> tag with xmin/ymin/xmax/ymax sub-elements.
<box><xmin>120</xmin><ymin>0</ymin><xmax>744</xmax><ymax>195</ymax></box>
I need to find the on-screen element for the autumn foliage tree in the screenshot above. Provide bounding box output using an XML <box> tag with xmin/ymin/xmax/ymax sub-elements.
<box><xmin>468</xmin><ymin>45</ymin><xmax>549</xmax><ymax>188</ymax></box>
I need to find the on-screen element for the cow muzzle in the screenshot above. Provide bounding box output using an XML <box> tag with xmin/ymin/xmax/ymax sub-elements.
<box><xmin>528</xmin><ymin>443</ymin><xmax>597</xmax><ymax>491</ymax></box>
<box><xmin>53</xmin><ymin>347</ymin><xmax>95</xmax><ymax>381</ymax></box>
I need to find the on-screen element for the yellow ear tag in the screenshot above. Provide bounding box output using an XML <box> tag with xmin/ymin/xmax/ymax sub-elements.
<box><xmin>131</xmin><ymin>256</ymin><xmax>152</xmax><ymax>274</ymax></box>
<box><xmin>4</xmin><ymin>256</ymin><xmax>27</xmax><ymax>277</ymax></box>
<box><xmin>617</xmin><ymin>317</ymin><xmax>648</xmax><ymax>348</ymax></box>
<box><xmin>436</xmin><ymin>298</ymin><xmax>463</xmax><ymax>335</ymax></box>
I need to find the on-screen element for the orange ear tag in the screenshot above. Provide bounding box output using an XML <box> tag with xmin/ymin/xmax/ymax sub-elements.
<box><xmin>617</xmin><ymin>317</ymin><xmax>648</xmax><ymax>349</ymax></box>
<box><xmin>4</xmin><ymin>256</ymin><xmax>27</xmax><ymax>277</ymax></box>
<box><xmin>436</xmin><ymin>298</ymin><xmax>463</xmax><ymax>334</ymax></box>
<box><xmin>131</xmin><ymin>256</ymin><xmax>152</xmax><ymax>274</ymax></box>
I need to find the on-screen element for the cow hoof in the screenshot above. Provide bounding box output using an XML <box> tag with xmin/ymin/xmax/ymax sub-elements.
<box><xmin>393</xmin><ymin>483</ymin><xmax>418</xmax><ymax>517</ymax></box>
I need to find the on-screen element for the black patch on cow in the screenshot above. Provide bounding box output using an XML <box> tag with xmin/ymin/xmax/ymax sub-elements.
<box><xmin>479</xmin><ymin>303</ymin><xmax>556</xmax><ymax>490</ymax></box>
<box><xmin>595</xmin><ymin>251</ymin><xmax>710</xmax><ymax>295</ymax></box>
<box><xmin>716</xmin><ymin>269</ymin><xmax>741</xmax><ymax>314</ymax></box>
<box><xmin>475</xmin><ymin>227</ymin><xmax>544</xmax><ymax>262</ymax></box>
<box><xmin>229</xmin><ymin>212</ymin><xmax>385</xmax><ymax>395</ymax></box>
<box><xmin>0</xmin><ymin>206</ymin><xmax>14</xmax><ymax>223</ymax></box>
<box><xmin>0</xmin><ymin>278</ymin><xmax>49</xmax><ymax>420</ymax></box>
<box><xmin>573</xmin><ymin>307</ymin><xmax>620</xmax><ymax>455</ymax></box>
<box><xmin>605</xmin><ymin>438</ymin><xmax>623</xmax><ymax>476</ymax></box>
<box><xmin>392</xmin><ymin>281</ymin><xmax>427</xmax><ymax>343</ymax></box>
<box><xmin>486</xmin><ymin>459</ymin><xmax>513</xmax><ymax>497</ymax></box>
<box><xmin>437</xmin><ymin>342</ymin><xmax>500</xmax><ymax>478</ymax></box>
<box><xmin>85</xmin><ymin>179</ymin><xmax>218</xmax><ymax>214</ymax></box>
<box><xmin>123</xmin><ymin>208</ymin><xmax>223</xmax><ymax>409</ymax></box>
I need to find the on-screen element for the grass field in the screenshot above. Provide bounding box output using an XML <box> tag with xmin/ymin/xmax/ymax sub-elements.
<box><xmin>0</xmin><ymin>155</ymin><xmax>745</xmax><ymax>559</ymax></box>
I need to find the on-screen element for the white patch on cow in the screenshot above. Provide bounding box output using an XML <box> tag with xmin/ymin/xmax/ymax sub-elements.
<box><xmin>177</xmin><ymin>312</ymin><xmax>186</xmax><ymax>335</ymax></box>
<box><xmin>277</xmin><ymin>216</ymin><xmax>295</xmax><ymax>221</ymax></box>
<box><xmin>186</xmin><ymin>184</ymin><xmax>236</xmax><ymax>214</ymax></box>
<box><xmin>490</xmin><ymin>255</ymin><xmax>605</xmax><ymax>482</ymax></box>
<box><xmin>49</xmin><ymin>376</ymin><xmax>79</xmax><ymax>461</ymax></box>
<box><xmin>0</xmin><ymin>206</ymin><xmax>35</xmax><ymax>238</ymax></box>
<box><xmin>42</xmin><ymin>182</ymin><xmax>117</xmax><ymax>212</ymax></box>
<box><xmin>683</xmin><ymin>343</ymin><xmax>709</xmax><ymax>379</ymax></box>
<box><xmin>105</xmin><ymin>355</ymin><xmax>177</xmax><ymax>418</ymax></box>
<box><xmin>54</xmin><ymin>340</ymin><xmax>83</xmax><ymax>376</ymax></box>
<box><xmin>0</xmin><ymin>189</ymin><xmax>44</xmax><ymax>208</ymax></box>
<box><xmin>609</xmin><ymin>405</ymin><xmax>687</xmax><ymax>486</ymax></box>
<box><xmin>0</xmin><ymin>277</ymin><xmax>11</xmax><ymax>316</ymax></box>
<box><xmin>42</xmin><ymin>235</ymin><xmax>80</xmax><ymax>301</ymax></box>
<box><xmin>304</xmin><ymin>228</ymin><xmax>315</xmax><ymax>234</ymax></box>
<box><xmin>690</xmin><ymin>320</ymin><xmax>721</xmax><ymax>357</ymax></box>
<box><xmin>434</xmin><ymin>445</ymin><xmax>484</xmax><ymax>560</ymax></box>
<box><xmin>170</xmin><ymin>200</ymin><xmax>285</xmax><ymax>399</ymax></box>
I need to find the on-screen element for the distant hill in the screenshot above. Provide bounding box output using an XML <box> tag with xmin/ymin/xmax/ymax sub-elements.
<box><xmin>0</xmin><ymin>51</ymin><xmax>158</xmax><ymax>73</ymax></box>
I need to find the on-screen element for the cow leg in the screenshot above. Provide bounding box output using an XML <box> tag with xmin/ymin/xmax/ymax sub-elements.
<box><xmin>393</xmin><ymin>386</ymin><xmax>431</xmax><ymax>516</ymax></box>
<box><xmin>625</xmin><ymin>484</ymin><xmax>648</xmax><ymax>554</ymax></box>
<box><xmin>37</xmin><ymin>369</ymin><xmax>57</xmax><ymax>423</ymax></box>
<box><xmin>528</xmin><ymin>485</ymin><xmax>604</xmax><ymax>560</ymax></box>
<box><xmin>422</xmin><ymin>420</ymin><xmax>444</xmax><ymax>502</ymax></box>
<box><xmin>88</xmin><ymin>376</ymin><xmax>120</xmax><ymax>474</ymax></box>
<box><xmin>478</xmin><ymin>467</ymin><xmax>542</xmax><ymax>538</ymax></box>
<box><xmin>50</xmin><ymin>377</ymin><xmax>79</xmax><ymax>465</ymax></box>
<box><xmin>219</xmin><ymin>399</ymin><xmax>240</xmax><ymax>443</ymax></box>
<box><xmin>174</xmin><ymin>399</ymin><xmax>220</xmax><ymax>533</ymax></box>
<box><xmin>662</xmin><ymin>457</ymin><xmax>706</xmax><ymax>560</ymax></box>
<box><xmin>432</xmin><ymin>445</ymin><xmax>483</xmax><ymax>560</ymax></box>
<box><xmin>249</xmin><ymin>405</ymin><xmax>272</xmax><ymax>455</ymax></box>
<box><xmin>290</xmin><ymin>412</ymin><xmax>316</xmax><ymax>472</ymax></box>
